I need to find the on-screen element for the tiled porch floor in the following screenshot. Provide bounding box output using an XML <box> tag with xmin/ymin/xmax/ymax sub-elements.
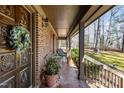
<box><xmin>40</xmin><ymin>59</ymin><xmax>90</xmax><ymax>88</ymax></box>
<box><xmin>59</xmin><ymin>63</ymin><xmax>90</xmax><ymax>88</ymax></box>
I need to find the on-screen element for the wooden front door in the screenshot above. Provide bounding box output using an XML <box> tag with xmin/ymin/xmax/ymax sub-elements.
<box><xmin>0</xmin><ymin>6</ymin><xmax>32</xmax><ymax>88</ymax></box>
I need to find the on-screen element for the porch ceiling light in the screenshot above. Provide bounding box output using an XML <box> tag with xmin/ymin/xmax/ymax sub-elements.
<box><xmin>42</xmin><ymin>17</ymin><xmax>49</xmax><ymax>28</ymax></box>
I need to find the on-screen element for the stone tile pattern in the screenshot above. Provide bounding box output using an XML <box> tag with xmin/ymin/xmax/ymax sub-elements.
<box><xmin>58</xmin><ymin>63</ymin><xmax>89</xmax><ymax>88</ymax></box>
<box><xmin>40</xmin><ymin>61</ymin><xmax>90</xmax><ymax>88</ymax></box>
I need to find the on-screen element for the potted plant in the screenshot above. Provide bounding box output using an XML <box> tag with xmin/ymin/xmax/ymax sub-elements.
<box><xmin>71</xmin><ymin>48</ymin><xmax>79</xmax><ymax>67</ymax></box>
<box><xmin>45</xmin><ymin>57</ymin><xmax>60</xmax><ymax>87</ymax></box>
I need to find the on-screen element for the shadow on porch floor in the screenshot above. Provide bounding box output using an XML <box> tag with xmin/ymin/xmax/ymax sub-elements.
<box><xmin>58</xmin><ymin>63</ymin><xmax>90</xmax><ymax>88</ymax></box>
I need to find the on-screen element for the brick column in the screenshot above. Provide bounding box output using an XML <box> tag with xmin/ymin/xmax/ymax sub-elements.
<box><xmin>34</xmin><ymin>13</ymin><xmax>57</xmax><ymax>87</ymax></box>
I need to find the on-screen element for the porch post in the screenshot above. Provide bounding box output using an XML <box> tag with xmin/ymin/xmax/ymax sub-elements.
<box><xmin>78</xmin><ymin>21</ymin><xmax>85</xmax><ymax>80</ymax></box>
<box><xmin>69</xmin><ymin>36</ymin><xmax>71</xmax><ymax>50</ymax></box>
<box><xmin>66</xmin><ymin>38</ymin><xmax>68</xmax><ymax>50</ymax></box>
<box><xmin>66</xmin><ymin>36</ymin><xmax>71</xmax><ymax>64</ymax></box>
<box><xmin>66</xmin><ymin>36</ymin><xmax>71</xmax><ymax>51</ymax></box>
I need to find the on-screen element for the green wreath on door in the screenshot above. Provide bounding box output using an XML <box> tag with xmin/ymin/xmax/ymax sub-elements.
<box><xmin>9</xmin><ymin>26</ymin><xmax>31</xmax><ymax>51</ymax></box>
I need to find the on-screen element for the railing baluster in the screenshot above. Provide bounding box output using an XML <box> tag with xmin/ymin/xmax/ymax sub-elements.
<box><xmin>106</xmin><ymin>70</ymin><xmax>108</xmax><ymax>87</ymax></box>
<box><xmin>115</xmin><ymin>75</ymin><xmax>117</xmax><ymax>88</ymax></box>
<box><xmin>96</xmin><ymin>64</ymin><xmax>99</xmax><ymax>82</ymax></box>
<box><xmin>114</xmin><ymin>74</ymin><xmax>116</xmax><ymax>88</ymax></box>
<box><xmin>86</xmin><ymin>59</ymin><xmax>88</xmax><ymax>80</ymax></box>
<box><xmin>113</xmin><ymin>74</ymin><xmax>116</xmax><ymax>88</ymax></box>
<box><xmin>94</xmin><ymin>64</ymin><xmax>96</xmax><ymax>85</ymax></box>
<box><xmin>84</xmin><ymin>59</ymin><xmax>87</xmax><ymax>79</ymax></box>
<box><xmin>117</xmin><ymin>76</ymin><xmax>119</xmax><ymax>88</ymax></box>
<box><xmin>91</xmin><ymin>63</ymin><xmax>94</xmax><ymax>80</ymax></box>
<box><xmin>92</xmin><ymin>63</ymin><xmax>95</xmax><ymax>82</ymax></box>
<box><xmin>101</xmin><ymin>66</ymin><xmax>103</xmax><ymax>85</ymax></box>
<box><xmin>103</xmin><ymin>69</ymin><xmax>105</xmax><ymax>86</ymax></box>
<box><xmin>116</xmin><ymin>75</ymin><xmax>119</xmax><ymax>88</ymax></box>
<box><xmin>100</xmin><ymin>66</ymin><xmax>102</xmax><ymax>84</ymax></box>
<box><xmin>94</xmin><ymin>64</ymin><xmax>97</xmax><ymax>83</ymax></box>
<box><xmin>106</xmin><ymin>71</ymin><xmax>108</xmax><ymax>87</ymax></box>
<box><xmin>87</xmin><ymin>60</ymin><xmax>89</xmax><ymax>80</ymax></box>
<box><xmin>104</xmin><ymin>70</ymin><xmax>106</xmax><ymax>87</ymax></box>
<box><xmin>116</xmin><ymin>76</ymin><xmax>118</xmax><ymax>88</ymax></box>
<box><xmin>121</xmin><ymin>78</ymin><xmax>123</xmax><ymax>88</ymax></box>
<box><xmin>108</xmin><ymin>71</ymin><xmax>110</xmax><ymax>87</ymax></box>
<box><xmin>106</xmin><ymin>70</ymin><xmax>109</xmax><ymax>88</ymax></box>
<box><xmin>118</xmin><ymin>77</ymin><xmax>120</xmax><ymax>88</ymax></box>
<box><xmin>112</xmin><ymin>73</ymin><xmax>114</xmax><ymax>88</ymax></box>
<box><xmin>89</xmin><ymin>62</ymin><xmax>91</xmax><ymax>79</ymax></box>
<box><xmin>98</xmin><ymin>65</ymin><xmax>101</xmax><ymax>85</ymax></box>
<box><xmin>83</xmin><ymin>55</ymin><xmax>124</xmax><ymax>88</ymax></box>
<box><xmin>109</xmin><ymin>72</ymin><xmax>112</xmax><ymax>88</ymax></box>
<box><xmin>90</xmin><ymin>62</ymin><xmax>92</xmax><ymax>81</ymax></box>
<box><xmin>117</xmin><ymin>75</ymin><xmax>119</xmax><ymax>88</ymax></box>
<box><xmin>113</xmin><ymin>73</ymin><xmax>115</xmax><ymax>88</ymax></box>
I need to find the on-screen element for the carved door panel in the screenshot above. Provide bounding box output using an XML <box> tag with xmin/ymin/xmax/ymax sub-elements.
<box><xmin>15</xmin><ymin>6</ymin><xmax>31</xmax><ymax>88</ymax></box>
<box><xmin>0</xmin><ymin>5</ymin><xmax>32</xmax><ymax>88</ymax></box>
<box><xmin>15</xmin><ymin>6</ymin><xmax>30</xmax><ymax>29</ymax></box>
<box><xmin>19</xmin><ymin>49</ymin><xmax>31</xmax><ymax>88</ymax></box>
<box><xmin>0</xmin><ymin>51</ymin><xmax>17</xmax><ymax>88</ymax></box>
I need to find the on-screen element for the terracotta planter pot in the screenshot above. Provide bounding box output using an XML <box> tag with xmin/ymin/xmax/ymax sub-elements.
<box><xmin>45</xmin><ymin>74</ymin><xmax>58</xmax><ymax>87</ymax></box>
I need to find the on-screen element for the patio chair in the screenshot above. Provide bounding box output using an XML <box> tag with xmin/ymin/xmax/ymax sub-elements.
<box><xmin>56</xmin><ymin>48</ymin><xmax>66</xmax><ymax>57</ymax></box>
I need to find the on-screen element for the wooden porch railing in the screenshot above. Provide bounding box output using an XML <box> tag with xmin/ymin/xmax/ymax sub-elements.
<box><xmin>83</xmin><ymin>55</ymin><xmax>124</xmax><ymax>88</ymax></box>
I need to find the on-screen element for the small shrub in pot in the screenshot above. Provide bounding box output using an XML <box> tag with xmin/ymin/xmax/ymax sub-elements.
<box><xmin>45</xmin><ymin>57</ymin><xmax>60</xmax><ymax>87</ymax></box>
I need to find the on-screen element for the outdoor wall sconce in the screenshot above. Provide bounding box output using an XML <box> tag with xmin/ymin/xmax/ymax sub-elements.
<box><xmin>42</xmin><ymin>17</ymin><xmax>49</xmax><ymax>28</ymax></box>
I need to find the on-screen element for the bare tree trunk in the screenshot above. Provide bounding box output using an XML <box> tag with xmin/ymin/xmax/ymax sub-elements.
<box><xmin>102</xmin><ymin>18</ymin><xmax>105</xmax><ymax>50</ymax></box>
<box><xmin>94</xmin><ymin>18</ymin><xmax>100</xmax><ymax>53</ymax></box>
<box><xmin>122</xmin><ymin>32</ymin><xmax>124</xmax><ymax>52</ymax></box>
<box><xmin>116</xmin><ymin>30</ymin><xmax>120</xmax><ymax>49</ymax></box>
<box><xmin>94</xmin><ymin>23</ymin><xmax>96</xmax><ymax>48</ymax></box>
<box><xmin>105</xmin><ymin>11</ymin><xmax>113</xmax><ymax>50</ymax></box>
<box><xmin>87</xmin><ymin>27</ymin><xmax>90</xmax><ymax>48</ymax></box>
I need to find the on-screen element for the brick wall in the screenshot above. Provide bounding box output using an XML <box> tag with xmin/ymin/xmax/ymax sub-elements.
<box><xmin>35</xmin><ymin>13</ymin><xmax>57</xmax><ymax>86</ymax></box>
<box><xmin>54</xmin><ymin>35</ymin><xmax>58</xmax><ymax>53</ymax></box>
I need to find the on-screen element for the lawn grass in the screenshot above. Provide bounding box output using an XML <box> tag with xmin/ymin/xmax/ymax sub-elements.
<box><xmin>85</xmin><ymin>49</ymin><xmax>124</xmax><ymax>71</ymax></box>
